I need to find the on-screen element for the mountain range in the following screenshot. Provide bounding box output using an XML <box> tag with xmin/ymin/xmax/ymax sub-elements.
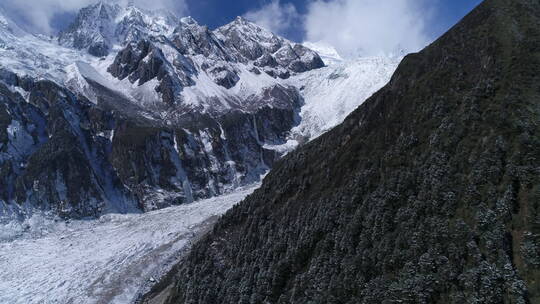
<box><xmin>0</xmin><ymin>3</ymin><xmax>398</xmax><ymax>221</ymax></box>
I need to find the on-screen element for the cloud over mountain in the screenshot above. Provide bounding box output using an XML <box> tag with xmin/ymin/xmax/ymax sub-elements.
<box><xmin>243</xmin><ymin>0</ymin><xmax>301</xmax><ymax>37</ymax></box>
<box><xmin>304</xmin><ymin>0</ymin><xmax>432</xmax><ymax>57</ymax></box>
<box><xmin>0</xmin><ymin>0</ymin><xmax>188</xmax><ymax>34</ymax></box>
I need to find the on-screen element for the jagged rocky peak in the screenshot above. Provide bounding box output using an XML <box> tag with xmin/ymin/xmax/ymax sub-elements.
<box><xmin>58</xmin><ymin>1</ymin><xmax>178</xmax><ymax>57</ymax></box>
<box><xmin>115</xmin><ymin>5</ymin><xmax>178</xmax><ymax>44</ymax></box>
<box><xmin>216</xmin><ymin>16</ymin><xmax>284</xmax><ymax>59</ymax></box>
<box><xmin>216</xmin><ymin>16</ymin><xmax>325</xmax><ymax>75</ymax></box>
<box><xmin>58</xmin><ymin>2</ymin><xmax>120</xmax><ymax>56</ymax></box>
<box><xmin>170</xmin><ymin>16</ymin><xmax>229</xmax><ymax>60</ymax></box>
<box><xmin>107</xmin><ymin>37</ymin><xmax>192</xmax><ymax>104</ymax></box>
<box><xmin>105</xmin><ymin>14</ymin><xmax>324</xmax><ymax>109</ymax></box>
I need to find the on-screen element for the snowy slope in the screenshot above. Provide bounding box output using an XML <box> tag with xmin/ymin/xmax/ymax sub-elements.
<box><xmin>0</xmin><ymin>185</ymin><xmax>257</xmax><ymax>304</ymax></box>
<box><xmin>0</xmin><ymin>19</ymin><xmax>89</xmax><ymax>83</ymax></box>
<box><xmin>287</xmin><ymin>43</ymin><xmax>400</xmax><ymax>141</ymax></box>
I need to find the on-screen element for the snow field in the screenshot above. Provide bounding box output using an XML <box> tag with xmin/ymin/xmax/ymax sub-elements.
<box><xmin>0</xmin><ymin>185</ymin><xmax>258</xmax><ymax>304</ymax></box>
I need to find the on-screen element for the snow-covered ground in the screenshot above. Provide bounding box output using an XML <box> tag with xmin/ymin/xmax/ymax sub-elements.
<box><xmin>0</xmin><ymin>8</ymin><xmax>90</xmax><ymax>84</ymax></box>
<box><xmin>0</xmin><ymin>185</ymin><xmax>258</xmax><ymax>304</ymax></box>
<box><xmin>287</xmin><ymin>42</ymin><xmax>401</xmax><ymax>140</ymax></box>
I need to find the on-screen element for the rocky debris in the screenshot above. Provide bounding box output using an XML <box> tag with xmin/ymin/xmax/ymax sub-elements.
<box><xmin>141</xmin><ymin>0</ymin><xmax>540</xmax><ymax>303</ymax></box>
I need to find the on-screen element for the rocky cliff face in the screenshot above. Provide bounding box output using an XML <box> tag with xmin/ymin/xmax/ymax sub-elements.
<box><xmin>0</xmin><ymin>65</ymin><xmax>303</xmax><ymax>219</ymax></box>
<box><xmin>143</xmin><ymin>0</ymin><xmax>540</xmax><ymax>303</ymax></box>
<box><xmin>0</xmin><ymin>70</ymin><xmax>138</xmax><ymax>219</ymax></box>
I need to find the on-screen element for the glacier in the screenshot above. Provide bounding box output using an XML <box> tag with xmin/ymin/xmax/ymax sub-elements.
<box><xmin>287</xmin><ymin>50</ymin><xmax>400</xmax><ymax>140</ymax></box>
<box><xmin>0</xmin><ymin>185</ymin><xmax>258</xmax><ymax>304</ymax></box>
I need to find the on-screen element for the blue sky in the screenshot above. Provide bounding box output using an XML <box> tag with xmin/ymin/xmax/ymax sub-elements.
<box><xmin>187</xmin><ymin>0</ymin><xmax>482</xmax><ymax>42</ymax></box>
<box><xmin>426</xmin><ymin>0</ymin><xmax>483</xmax><ymax>38</ymax></box>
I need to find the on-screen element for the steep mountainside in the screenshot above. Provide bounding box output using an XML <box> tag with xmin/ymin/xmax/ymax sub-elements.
<box><xmin>0</xmin><ymin>72</ymin><xmax>138</xmax><ymax>219</ymax></box>
<box><xmin>79</xmin><ymin>16</ymin><xmax>324</xmax><ymax>112</ymax></box>
<box><xmin>143</xmin><ymin>0</ymin><xmax>540</xmax><ymax>303</ymax></box>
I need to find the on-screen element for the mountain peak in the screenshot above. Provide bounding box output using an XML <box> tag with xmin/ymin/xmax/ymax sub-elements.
<box><xmin>225</xmin><ymin>15</ymin><xmax>274</xmax><ymax>35</ymax></box>
<box><xmin>233</xmin><ymin>16</ymin><xmax>249</xmax><ymax>24</ymax></box>
<box><xmin>180</xmin><ymin>16</ymin><xmax>198</xmax><ymax>25</ymax></box>
<box><xmin>58</xmin><ymin>1</ymin><xmax>178</xmax><ymax>56</ymax></box>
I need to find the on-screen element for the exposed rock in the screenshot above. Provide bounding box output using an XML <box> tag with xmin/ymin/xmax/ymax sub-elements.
<box><xmin>58</xmin><ymin>2</ymin><xmax>120</xmax><ymax>57</ymax></box>
<box><xmin>0</xmin><ymin>75</ymin><xmax>137</xmax><ymax>220</ymax></box>
<box><xmin>0</xmin><ymin>68</ymin><xmax>303</xmax><ymax>219</ymax></box>
<box><xmin>171</xmin><ymin>17</ymin><xmax>229</xmax><ymax>60</ymax></box>
<box><xmin>206</xmin><ymin>65</ymin><xmax>240</xmax><ymax>89</ymax></box>
<box><xmin>105</xmin><ymin>14</ymin><xmax>324</xmax><ymax>103</ymax></box>
<box><xmin>107</xmin><ymin>38</ymin><xmax>194</xmax><ymax>105</ymax></box>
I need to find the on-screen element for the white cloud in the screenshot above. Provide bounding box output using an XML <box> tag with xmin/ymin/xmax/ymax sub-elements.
<box><xmin>243</xmin><ymin>0</ymin><xmax>300</xmax><ymax>36</ymax></box>
<box><xmin>304</xmin><ymin>0</ymin><xmax>432</xmax><ymax>57</ymax></box>
<box><xmin>0</xmin><ymin>0</ymin><xmax>188</xmax><ymax>34</ymax></box>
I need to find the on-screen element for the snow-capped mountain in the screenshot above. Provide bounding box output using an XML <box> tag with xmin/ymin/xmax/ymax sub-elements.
<box><xmin>58</xmin><ymin>2</ymin><xmax>178</xmax><ymax>56</ymax></box>
<box><xmin>73</xmin><ymin>15</ymin><xmax>324</xmax><ymax>114</ymax></box>
<box><xmin>0</xmin><ymin>1</ymin><xmax>398</xmax><ymax>222</ymax></box>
